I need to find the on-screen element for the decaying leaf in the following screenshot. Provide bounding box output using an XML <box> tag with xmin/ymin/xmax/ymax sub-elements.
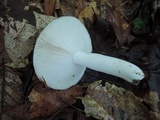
<box><xmin>75</xmin><ymin>0</ymin><xmax>86</xmax><ymax>17</ymax></box>
<box><xmin>26</xmin><ymin>0</ymin><xmax>44</xmax><ymax>12</ymax></box>
<box><xmin>0</xmin><ymin>23</ymin><xmax>11</xmax><ymax>64</ymax></box>
<box><xmin>106</xmin><ymin>5</ymin><xmax>134</xmax><ymax>47</ymax></box>
<box><xmin>59</xmin><ymin>1</ymin><xmax>76</xmax><ymax>16</ymax></box>
<box><xmin>3</xmin><ymin>68</ymin><xmax>23</xmax><ymax>104</ymax></box>
<box><xmin>114</xmin><ymin>1</ymin><xmax>141</xmax><ymax>21</ymax></box>
<box><xmin>66</xmin><ymin>0</ymin><xmax>77</xmax><ymax>7</ymax></box>
<box><xmin>34</xmin><ymin>11</ymin><xmax>56</xmax><ymax>32</ymax></box>
<box><xmin>78</xmin><ymin>1</ymin><xmax>100</xmax><ymax>23</ymax></box>
<box><xmin>0</xmin><ymin>68</ymin><xmax>23</xmax><ymax>120</ymax></box>
<box><xmin>143</xmin><ymin>91</ymin><xmax>160</xmax><ymax>120</ymax></box>
<box><xmin>99</xmin><ymin>0</ymin><xmax>140</xmax><ymax>21</ymax></box>
<box><xmin>5</xmin><ymin>59</ymin><xmax>29</xmax><ymax>68</ymax></box>
<box><xmin>150</xmin><ymin>111</ymin><xmax>160</xmax><ymax>120</ymax></box>
<box><xmin>28</xmin><ymin>85</ymin><xmax>85</xmax><ymax>118</ymax></box>
<box><xmin>44</xmin><ymin>0</ymin><xmax>56</xmax><ymax>15</ymax></box>
<box><xmin>3</xmin><ymin>101</ymin><xmax>31</xmax><ymax>120</ymax></box>
<box><xmin>81</xmin><ymin>94</ymin><xmax>114</xmax><ymax>120</ymax></box>
<box><xmin>3</xmin><ymin>18</ymin><xmax>36</xmax><ymax>68</ymax></box>
<box><xmin>143</xmin><ymin>91</ymin><xmax>160</xmax><ymax>112</ymax></box>
<box><xmin>80</xmin><ymin>80</ymin><xmax>152</xmax><ymax>120</ymax></box>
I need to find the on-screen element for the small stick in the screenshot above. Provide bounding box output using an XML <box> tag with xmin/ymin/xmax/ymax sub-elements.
<box><xmin>48</xmin><ymin>107</ymin><xmax>64</xmax><ymax>120</ymax></box>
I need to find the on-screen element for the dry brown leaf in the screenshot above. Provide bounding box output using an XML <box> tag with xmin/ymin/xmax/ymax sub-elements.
<box><xmin>106</xmin><ymin>5</ymin><xmax>134</xmax><ymax>47</ymax></box>
<box><xmin>99</xmin><ymin>0</ymin><xmax>140</xmax><ymax>21</ymax></box>
<box><xmin>78</xmin><ymin>1</ymin><xmax>100</xmax><ymax>23</ymax></box>
<box><xmin>66</xmin><ymin>0</ymin><xmax>77</xmax><ymax>7</ymax></box>
<box><xmin>150</xmin><ymin>111</ymin><xmax>160</xmax><ymax>120</ymax></box>
<box><xmin>4</xmin><ymin>18</ymin><xmax>36</xmax><ymax>68</ymax></box>
<box><xmin>60</xmin><ymin>1</ymin><xmax>76</xmax><ymax>16</ymax></box>
<box><xmin>28</xmin><ymin>85</ymin><xmax>85</xmax><ymax>118</ymax></box>
<box><xmin>44</xmin><ymin>0</ymin><xmax>56</xmax><ymax>15</ymax></box>
<box><xmin>75</xmin><ymin>0</ymin><xmax>86</xmax><ymax>17</ymax></box>
<box><xmin>3</xmin><ymin>68</ymin><xmax>23</xmax><ymax>104</ymax></box>
<box><xmin>80</xmin><ymin>80</ymin><xmax>151</xmax><ymax>120</ymax></box>
<box><xmin>143</xmin><ymin>91</ymin><xmax>160</xmax><ymax>112</ymax></box>
<box><xmin>0</xmin><ymin>68</ymin><xmax>23</xmax><ymax>120</ymax></box>
<box><xmin>3</xmin><ymin>101</ymin><xmax>31</xmax><ymax>120</ymax></box>
<box><xmin>81</xmin><ymin>94</ymin><xmax>114</xmax><ymax>120</ymax></box>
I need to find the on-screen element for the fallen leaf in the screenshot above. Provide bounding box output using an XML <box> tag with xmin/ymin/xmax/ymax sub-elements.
<box><xmin>59</xmin><ymin>1</ymin><xmax>76</xmax><ymax>16</ymax></box>
<box><xmin>106</xmin><ymin>5</ymin><xmax>134</xmax><ymax>47</ymax></box>
<box><xmin>78</xmin><ymin>1</ymin><xmax>100</xmax><ymax>23</ymax></box>
<box><xmin>0</xmin><ymin>24</ymin><xmax>10</xmax><ymax>63</ymax></box>
<box><xmin>143</xmin><ymin>91</ymin><xmax>160</xmax><ymax>112</ymax></box>
<box><xmin>34</xmin><ymin>11</ymin><xmax>56</xmax><ymax>32</ymax></box>
<box><xmin>5</xmin><ymin>58</ymin><xmax>29</xmax><ymax>68</ymax></box>
<box><xmin>0</xmin><ymin>68</ymin><xmax>23</xmax><ymax>120</ymax></box>
<box><xmin>150</xmin><ymin>111</ymin><xmax>160</xmax><ymax>120</ymax></box>
<box><xmin>66</xmin><ymin>0</ymin><xmax>77</xmax><ymax>7</ymax></box>
<box><xmin>3</xmin><ymin>101</ymin><xmax>31</xmax><ymax>120</ymax></box>
<box><xmin>99</xmin><ymin>0</ymin><xmax>140</xmax><ymax>21</ymax></box>
<box><xmin>28</xmin><ymin>85</ymin><xmax>85</xmax><ymax>118</ymax></box>
<box><xmin>4</xmin><ymin>18</ymin><xmax>36</xmax><ymax>68</ymax></box>
<box><xmin>81</xmin><ymin>94</ymin><xmax>114</xmax><ymax>120</ymax></box>
<box><xmin>44</xmin><ymin>0</ymin><xmax>56</xmax><ymax>15</ymax></box>
<box><xmin>80</xmin><ymin>80</ymin><xmax>151</xmax><ymax>120</ymax></box>
<box><xmin>28</xmin><ymin>0</ymin><xmax>44</xmax><ymax>12</ymax></box>
<box><xmin>75</xmin><ymin>0</ymin><xmax>86</xmax><ymax>17</ymax></box>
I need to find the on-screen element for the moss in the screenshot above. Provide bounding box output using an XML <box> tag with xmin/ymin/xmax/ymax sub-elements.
<box><xmin>132</xmin><ymin>17</ymin><xmax>147</xmax><ymax>34</ymax></box>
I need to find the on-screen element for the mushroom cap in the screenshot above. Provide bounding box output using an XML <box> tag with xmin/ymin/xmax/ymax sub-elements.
<box><xmin>33</xmin><ymin>16</ymin><xmax>92</xmax><ymax>90</ymax></box>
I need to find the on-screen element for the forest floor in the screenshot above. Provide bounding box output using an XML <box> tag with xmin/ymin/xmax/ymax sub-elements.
<box><xmin>0</xmin><ymin>0</ymin><xmax>160</xmax><ymax>120</ymax></box>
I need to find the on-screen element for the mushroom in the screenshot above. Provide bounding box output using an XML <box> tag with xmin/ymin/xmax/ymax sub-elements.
<box><xmin>33</xmin><ymin>16</ymin><xmax>145</xmax><ymax>90</ymax></box>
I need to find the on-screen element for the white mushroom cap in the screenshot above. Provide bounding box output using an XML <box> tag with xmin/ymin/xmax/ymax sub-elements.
<box><xmin>33</xmin><ymin>16</ymin><xmax>92</xmax><ymax>90</ymax></box>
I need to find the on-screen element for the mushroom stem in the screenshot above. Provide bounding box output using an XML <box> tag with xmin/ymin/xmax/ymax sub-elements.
<box><xmin>73</xmin><ymin>51</ymin><xmax>144</xmax><ymax>84</ymax></box>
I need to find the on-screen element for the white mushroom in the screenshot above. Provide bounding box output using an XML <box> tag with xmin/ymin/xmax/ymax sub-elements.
<box><xmin>33</xmin><ymin>16</ymin><xmax>145</xmax><ymax>90</ymax></box>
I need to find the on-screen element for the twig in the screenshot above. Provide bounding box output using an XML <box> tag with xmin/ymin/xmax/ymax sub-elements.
<box><xmin>48</xmin><ymin>97</ymin><xmax>85</xmax><ymax>120</ymax></box>
<box><xmin>68</xmin><ymin>103</ymin><xmax>85</xmax><ymax>113</ymax></box>
<box><xmin>48</xmin><ymin>107</ymin><xmax>64</xmax><ymax>120</ymax></box>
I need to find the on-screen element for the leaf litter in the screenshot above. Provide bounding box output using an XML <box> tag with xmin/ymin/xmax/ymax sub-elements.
<box><xmin>0</xmin><ymin>0</ymin><xmax>160</xmax><ymax>120</ymax></box>
<box><xmin>81</xmin><ymin>80</ymin><xmax>155</xmax><ymax>120</ymax></box>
